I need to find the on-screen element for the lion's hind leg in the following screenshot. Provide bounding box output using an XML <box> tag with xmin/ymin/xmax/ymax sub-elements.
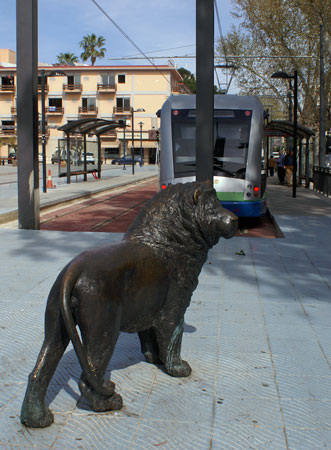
<box><xmin>21</xmin><ymin>291</ymin><xmax>69</xmax><ymax>428</ymax></box>
<box><xmin>77</xmin><ymin>313</ymin><xmax>122</xmax><ymax>412</ymax></box>
<box><xmin>138</xmin><ymin>328</ymin><xmax>162</xmax><ymax>364</ymax></box>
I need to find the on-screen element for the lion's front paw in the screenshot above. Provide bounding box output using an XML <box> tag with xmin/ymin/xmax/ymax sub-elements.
<box><xmin>166</xmin><ymin>359</ymin><xmax>192</xmax><ymax>377</ymax></box>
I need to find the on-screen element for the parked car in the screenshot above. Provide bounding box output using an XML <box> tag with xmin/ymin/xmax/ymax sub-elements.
<box><xmin>86</xmin><ymin>152</ymin><xmax>95</xmax><ymax>164</ymax></box>
<box><xmin>111</xmin><ymin>156</ymin><xmax>142</xmax><ymax>166</ymax></box>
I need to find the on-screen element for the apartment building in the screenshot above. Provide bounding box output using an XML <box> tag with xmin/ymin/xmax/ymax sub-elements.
<box><xmin>0</xmin><ymin>49</ymin><xmax>190</xmax><ymax>163</ymax></box>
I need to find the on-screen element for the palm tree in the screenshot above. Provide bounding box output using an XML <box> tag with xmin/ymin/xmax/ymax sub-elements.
<box><xmin>79</xmin><ymin>34</ymin><xmax>106</xmax><ymax>66</ymax></box>
<box><xmin>56</xmin><ymin>52</ymin><xmax>79</xmax><ymax>65</ymax></box>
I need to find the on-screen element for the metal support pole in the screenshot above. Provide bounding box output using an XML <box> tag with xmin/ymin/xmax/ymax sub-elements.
<box><xmin>131</xmin><ymin>109</ymin><xmax>135</xmax><ymax>175</ymax></box>
<box><xmin>97</xmin><ymin>135</ymin><xmax>101</xmax><ymax>178</ymax></box>
<box><xmin>319</xmin><ymin>23</ymin><xmax>326</xmax><ymax>166</ymax></box>
<box><xmin>123</xmin><ymin>122</ymin><xmax>126</xmax><ymax>170</ymax></box>
<box><xmin>139</xmin><ymin>121</ymin><xmax>144</xmax><ymax>166</ymax></box>
<box><xmin>66</xmin><ymin>133</ymin><xmax>71</xmax><ymax>184</ymax></box>
<box><xmin>16</xmin><ymin>0</ymin><xmax>39</xmax><ymax>229</ymax></box>
<box><xmin>293</xmin><ymin>70</ymin><xmax>298</xmax><ymax>198</ymax></box>
<box><xmin>41</xmin><ymin>69</ymin><xmax>47</xmax><ymax>193</ymax></box>
<box><xmin>196</xmin><ymin>0</ymin><xmax>214</xmax><ymax>182</ymax></box>
<box><xmin>83</xmin><ymin>134</ymin><xmax>87</xmax><ymax>181</ymax></box>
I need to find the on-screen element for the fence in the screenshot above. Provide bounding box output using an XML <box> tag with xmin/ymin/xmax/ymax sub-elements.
<box><xmin>313</xmin><ymin>166</ymin><xmax>331</xmax><ymax>197</ymax></box>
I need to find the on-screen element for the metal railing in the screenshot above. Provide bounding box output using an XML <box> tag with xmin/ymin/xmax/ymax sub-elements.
<box><xmin>313</xmin><ymin>166</ymin><xmax>331</xmax><ymax>197</ymax></box>
<box><xmin>63</xmin><ymin>84</ymin><xmax>82</xmax><ymax>92</ymax></box>
<box><xmin>78</xmin><ymin>106</ymin><xmax>98</xmax><ymax>115</ymax></box>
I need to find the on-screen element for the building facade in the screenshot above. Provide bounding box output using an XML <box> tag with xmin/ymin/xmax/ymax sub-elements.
<box><xmin>0</xmin><ymin>49</ymin><xmax>190</xmax><ymax>163</ymax></box>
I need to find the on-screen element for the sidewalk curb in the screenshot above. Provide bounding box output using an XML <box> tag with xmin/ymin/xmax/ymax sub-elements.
<box><xmin>0</xmin><ymin>173</ymin><xmax>158</xmax><ymax>225</ymax></box>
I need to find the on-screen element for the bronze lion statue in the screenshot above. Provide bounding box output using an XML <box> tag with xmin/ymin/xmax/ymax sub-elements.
<box><xmin>21</xmin><ymin>181</ymin><xmax>238</xmax><ymax>428</ymax></box>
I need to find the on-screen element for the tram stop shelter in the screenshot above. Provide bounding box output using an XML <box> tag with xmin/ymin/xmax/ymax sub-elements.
<box><xmin>264</xmin><ymin>119</ymin><xmax>315</xmax><ymax>186</ymax></box>
<box><xmin>57</xmin><ymin>118</ymin><xmax>125</xmax><ymax>184</ymax></box>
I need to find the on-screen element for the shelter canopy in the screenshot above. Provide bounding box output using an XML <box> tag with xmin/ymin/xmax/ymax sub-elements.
<box><xmin>58</xmin><ymin>118</ymin><xmax>125</xmax><ymax>136</ymax></box>
<box><xmin>264</xmin><ymin>120</ymin><xmax>315</xmax><ymax>140</ymax></box>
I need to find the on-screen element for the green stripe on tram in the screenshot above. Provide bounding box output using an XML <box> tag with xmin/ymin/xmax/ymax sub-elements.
<box><xmin>216</xmin><ymin>192</ymin><xmax>244</xmax><ymax>201</ymax></box>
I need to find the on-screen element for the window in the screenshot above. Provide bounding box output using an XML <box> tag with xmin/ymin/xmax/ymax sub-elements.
<box><xmin>116</xmin><ymin>97</ymin><xmax>130</xmax><ymax>109</ymax></box>
<box><xmin>48</xmin><ymin>98</ymin><xmax>62</xmax><ymax>112</ymax></box>
<box><xmin>1</xmin><ymin>120</ymin><xmax>15</xmax><ymax>130</ymax></box>
<box><xmin>101</xmin><ymin>74</ymin><xmax>115</xmax><ymax>85</ymax></box>
<box><xmin>82</xmin><ymin>97</ymin><xmax>96</xmax><ymax>109</ymax></box>
<box><xmin>67</xmin><ymin>74</ymin><xmax>81</xmax><ymax>85</ymax></box>
<box><xmin>1</xmin><ymin>75</ymin><xmax>14</xmax><ymax>86</ymax></box>
<box><xmin>118</xmin><ymin>74</ymin><xmax>126</xmax><ymax>84</ymax></box>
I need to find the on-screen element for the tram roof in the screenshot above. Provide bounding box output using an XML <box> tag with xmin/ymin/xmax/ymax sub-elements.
<box><xmin>58</xmin><ymin>118</ymin><xmax>125</xmax><ymax>136</ymax></box>
<box><xmin>264</xmin><ymin>120</ymin><xmax>315</xmax><ymax>140</ymax></box>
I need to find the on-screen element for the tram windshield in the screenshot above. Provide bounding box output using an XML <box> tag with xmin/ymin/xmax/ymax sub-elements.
<box><xmin>171</xmin><ymin>109</ymin><xmax>252</xmax><ymax>178</ymax></box>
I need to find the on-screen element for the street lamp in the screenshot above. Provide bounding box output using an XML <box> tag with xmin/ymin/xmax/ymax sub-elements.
<box><xmin>40</xmin><ymin>69</ymin><xmax>66</xmax><ymax>192</ymax></box>
<box><xmin>131</xmin><ymin>108</ymin><xmax>145</xmax><ymax>174</ymax></box>
<box><xmin>271</xmin><ymin>70</ymin><xmax>298</xmax><ymax>198</ymax></box>
<box><xmin>138</xmin><ymin>121</ymin><xmax>144</xmax><ymax>167</ymax></box>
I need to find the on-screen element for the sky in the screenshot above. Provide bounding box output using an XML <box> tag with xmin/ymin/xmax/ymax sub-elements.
<box><xmin>1</xmin><ymin>0</ymin><xmax>240</xmax><ymax>92</ymax></box>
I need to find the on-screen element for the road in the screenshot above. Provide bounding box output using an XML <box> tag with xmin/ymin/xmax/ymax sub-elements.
<box><xmin>40</xmin><ymin>178</ymin><xmax>279</xmax><ymax>237</ymax></box>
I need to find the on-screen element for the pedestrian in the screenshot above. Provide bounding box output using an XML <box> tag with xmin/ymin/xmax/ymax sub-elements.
<box><xmin>268</xmin><ymin>155</ymin><xmax>277</xmax><ymax>176</ymax></box>
<box><xmin>277</xmin><ymin>150</ymin><xmax>286</xmax><ymax>184</ymax></box>
<box><xmin>284</xmin><ymin>150</ymin><xmax>294</xmax><ymax>187</ymax></box>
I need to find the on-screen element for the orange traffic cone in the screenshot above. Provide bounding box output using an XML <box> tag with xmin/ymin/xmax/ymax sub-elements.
<box><xmin>47</xmin><ymin>169</ymin><xmax>56</xmax><ymax>189</ymax></box>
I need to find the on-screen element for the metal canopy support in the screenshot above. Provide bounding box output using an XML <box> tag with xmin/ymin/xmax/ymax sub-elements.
<box><xmin>196</xmin><ymin>0</ymin><xmax>214</xmax><ymax>182</ymax></box>
<box><xmin>16</xmin><ymin>0</ymin><xmax>39</xmax><ymax>229</ymax></box>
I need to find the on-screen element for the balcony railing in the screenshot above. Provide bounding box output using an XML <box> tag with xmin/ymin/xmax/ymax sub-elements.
<box><xmin>46</xmin><ymin>106</ymin><xmax>64</xmax><ymax>115</ymax></box>
<box><xmin>63</xmin><ymin>84</ymin><xmax>82</xmax><ymax>93</ymax></box>
<box><xmin>97</xmin><ymin>83</ymin><xmax>116</xmax><ymax>93</ymax></box>
<box><xmin>113</xmin><ymin>106</ymin><xmax>131</xmax><ymax>115</ymax></box>
<box><xmin>0</xmin><ymin>85</ymin><xmax>15</xmax><ymax>93</ymax></box>
<box><xmin>78</xmin><ymin>106</ymin><xmax>98</xmax><ymax>115</ymax></box>
<box><xmin>0</xmin><ymin>127</ymin><xmax>16</xmax><ymax>137</ymax></box>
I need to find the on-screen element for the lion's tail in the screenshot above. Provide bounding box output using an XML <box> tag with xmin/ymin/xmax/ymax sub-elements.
<box><xmin>60</xmin><ymin>263</ymin><xmax>114</xmax><ymax>397</ymax></box>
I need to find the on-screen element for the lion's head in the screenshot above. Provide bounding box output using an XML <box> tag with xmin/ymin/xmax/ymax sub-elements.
<box><xmin>125</xmin><ymin>181</ymin><xmax>238</xmax><ymax>254</ymax></box>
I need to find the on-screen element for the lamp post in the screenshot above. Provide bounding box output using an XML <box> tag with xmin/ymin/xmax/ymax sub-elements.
<box><xmin>271</xmin><ymin>70</ymin><xmax>298</xmax><ymax>198</ymax></box>
<box><xmin>40</xmin><ymin>69</ymin><xmax>66</xmax><ymax>192</ymax></box>
<box><xmin>138</xmin><ymin>121</ymin><xmax>144</xmax><ymax>167</ymax></box>
<box><xmin>131</xmin><ymin>108</ymin><xmax>145</xmax><ymax>175</ymax></box>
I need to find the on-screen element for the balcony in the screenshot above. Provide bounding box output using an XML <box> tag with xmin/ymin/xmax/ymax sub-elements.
<box><xmin>0</xmin><ymin>127</ymin><xmax>16</xmax><ymax>137</ymax></box>
<box><xmin>97</xmin><ymin>83</ymin><xmax>116</xmax><ymax>93</ymax></box>
<box><xmin>0</xmin><ymin>85</ymin><xmax>15</xmax><ymax>94</ymax></box>
<box><xmin>78</xmin><ymin>106</ymin><xmax>98</xmax><ymax>116</ymax></box>
<box><xmin>63</xmin><ymin>84</ymin><xmax>82</xmax><ymax>93</ymax></box>
<box><xmin>113</xmin><ymin>106</ymin><xmax>131</xmax><ymax>116</ymax></box>
<box><xmin>46</xmin><ymin>106</ymin><xmax>64</xmax><ymax>115</ymax></box>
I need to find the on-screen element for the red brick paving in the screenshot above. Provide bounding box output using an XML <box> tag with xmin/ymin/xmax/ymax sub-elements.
<box><xmin>40</xmin><ymin>180</ymin><xmax>158</xmax><ymax>232</ymax></box>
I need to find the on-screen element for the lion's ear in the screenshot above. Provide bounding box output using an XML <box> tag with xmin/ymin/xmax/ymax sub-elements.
<box><xmin>193</xmin><ymin>189</ymin><xmax>201</xmax><ymax>204</ymax></box>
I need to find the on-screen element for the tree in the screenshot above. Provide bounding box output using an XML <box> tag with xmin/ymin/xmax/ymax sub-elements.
<box><xmin>79</xmin><ymin>34</ymin><xmax>106</xmax><ymax>66</ymax></box>
<box><xmin>178</xmin><ymin>67</ymin><xmax>223</xmax><ymax>94</ymax></box>
<box><xmin>56</xmin><ymin>53</ymin><xmax>79</xmax><ymax>65</ymax></box>
<box><xmin>178</xmin><ymin>68</ymin><xmax>197</xmax><ymax>93</ymax></box>
<box><xmin>217</xmin><ymin>0</ymin><xmax>331</xmax><ymax>132</ymax></box>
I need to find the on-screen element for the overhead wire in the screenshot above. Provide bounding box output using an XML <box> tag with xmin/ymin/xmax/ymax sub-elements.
<box><xmin>214</xmin><ymin>0</ymin><xmax>234</xmax><ymax>92</ymax></box>
<box><xmin>90</xmin><ymin>0</ymin><xmax>171</xmax><ymax>85</ymax></box>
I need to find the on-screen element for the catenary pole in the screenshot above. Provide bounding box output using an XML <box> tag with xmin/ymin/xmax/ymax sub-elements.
<box><xmin>196</xmin><ymin>0</ymin><xmax>214</xmax><ymax>182</ymax></box>
<box><xmin>16</xmin><ymin>0</ymin><xmax>40</xmax><ymax>229</ymax></box>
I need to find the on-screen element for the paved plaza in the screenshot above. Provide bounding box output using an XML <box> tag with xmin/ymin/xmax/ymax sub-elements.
<box><xmin>0</xmin><ymin>170</ymin><xmax>330</xmax><ymax>449</ymax></box>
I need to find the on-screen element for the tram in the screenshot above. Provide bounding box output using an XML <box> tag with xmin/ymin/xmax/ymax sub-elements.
<box><xmin>159</xmin><ymin>95</ymin><xmax>267</xmax><ymax>217</ymax></box>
